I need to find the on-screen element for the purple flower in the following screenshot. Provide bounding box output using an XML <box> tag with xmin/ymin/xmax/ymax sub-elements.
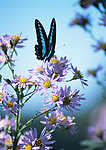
<box><xmin>92</xmin><ymin>39</ymin><xmax>106</xmax><ymax>55</ymax></box>
<box><xmin>35</xmin><ymin>71</ymin><xmax>59</xmax><ymax>95</ymax></box>
<box><xmin>87</xmin><ymin>65</ymin><xmax>103</xmax><ymax>77</ymax></box>
<box><xmin>3</xmin><ymin>96</ymin><xmax>19</xmax><ymax>114</ymax></box>
<box><xmin>20</xmin><ymin>127</ymin><xmax>55</xmax><ymax>150</ymax></box>
<box><xmin>71</xmin><ymin>63</ymin><xmax>88</xmax><ymax>88</ymax></box>
<box><xmin>0</xmin><ymin>131</ymin><xmax>23</xmax><ymax>149</ymax></box>
<box><xmin>43</xmin><ymin>88</ymin><xmax>63</xmax><ymax>107</ymax></box>
<box><xmin>99</xmin><ymin>16</ymin><xmax>106</xmax><ymax>26</ymax></box>
<box><xmin>62</xmin><ymin>115</ymin><xmax>78</xmax><ymax>134</ymax></box>
<box><xmin>59</xmin><ymin>86</ymin><xmax>85</xmax><ymax>113</ymax></box>
<box><xmin>45</xmin><ymin>56</ymin><xmax>70</xmax><ymax>82</ymax></box>
<box><xmin>79</xmin><ymin>0</ymin><xmax>96</xmax><ymax>8</ymax></box>
<box><xmin>69</xmin><ymin>13</ymin><xmax>91</xmax><ymax>30</ymax></box>
<box><xmin>3</xmin><ymin>33</ymin><xmax>28</xmax><ymax>50</ymax></box>
<box><xmin>0</xmin><ymin>83</ymin><xmax>8</xmax><ymax>103</ymax></box>
<box><xmin>40</xmin><ymin>110</ymin><xmax>64</xmax><ymax>131</ymax></box>
<box><xmin>12</xmin><ymin>75</ymin><xmax>33</xmax><ymax>89</ymax></box>
<box><xmin>0</xmin><ymin>115</ymin><xmax>15</xmax><ymax>130</ymax></box>
<box><xmin>29</xmin><ymin>64</ymin><xmax>45</xmax><ymax>75</ymax></box>
<box><xmin>50</xmin><ymin>56</ymin><xmax>69</xmax><ymax>69</ymax></box>
<box><xmin>88</xmin><ymin>124</ymin><xmax>106</xmax><ymax>141</ymax></box>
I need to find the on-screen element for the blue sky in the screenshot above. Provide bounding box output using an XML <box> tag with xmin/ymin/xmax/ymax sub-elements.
<box><xmin>0</xmin><ymin>0</ymin><xmax>106</xmax><ymax>116</ymax></box>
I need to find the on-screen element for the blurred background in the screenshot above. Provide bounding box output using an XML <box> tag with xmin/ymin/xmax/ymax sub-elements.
<box><xmin>0</xmin><ymin>0</ymin><xmax>106</xmax><ymax>149</ymax></box>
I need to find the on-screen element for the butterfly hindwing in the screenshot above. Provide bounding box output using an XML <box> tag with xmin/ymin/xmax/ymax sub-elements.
<box><xmin>35</xmin><ymin>19</ymin><xmax>48</xmax><ymax>60</ymax></box>
<box><xmin>45</xmin><ymin>18</ymin><xmax>56</xmax><ymax>61</ymax></box>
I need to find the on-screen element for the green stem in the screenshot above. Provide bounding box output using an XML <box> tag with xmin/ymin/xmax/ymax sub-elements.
<box><xmin>20</xmin><ymin>91</ymin><xmax>35</xmax><ymax>106</ymax></box>
<box><xmin>64</xmin><ymin>78</ymin><xmax>74</xmax><ymax>82</ymax></box>
<box><xmin>19</xmin><ymin>105</ymin><xmax>56</xmax><ymax>132</ymax></box>
<box><xmin>13</xmin><ymin>111</ymin><xmax>19</xmax><ymax>150</ymax></box>
<box><xmin>0</xmin><ymin>64</ymin><xmax>5</xmax><ymax>70</ymax></box>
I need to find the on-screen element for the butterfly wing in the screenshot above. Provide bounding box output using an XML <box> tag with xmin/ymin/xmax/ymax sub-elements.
<box><xmin>45</xmin><ymin>18</ymin><xmax>56</xmax><ymax>61</ymax></box>
<box><xmin>35</xmin><ymin>19</ymin><xmax>48</xmax><ymax>60</ymax></box>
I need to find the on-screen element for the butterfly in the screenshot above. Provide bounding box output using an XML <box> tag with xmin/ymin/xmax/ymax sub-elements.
<box><xmin>35</xmin><ymin>18</ymin><xmax>56</xmax><ymax>61</ymax></box>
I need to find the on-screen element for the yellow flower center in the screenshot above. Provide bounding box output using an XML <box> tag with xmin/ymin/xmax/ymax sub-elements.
<box><xmin>25</xmin><ymin>143</ymin><xmax>32</xmax><ymax>150</ymax></box>
<box><xmin>52</xmin><ymin>95</ymin><xmax>59</xmax><ymax>102</ymax></box>
<box><xmin>100</xmin><ymin>43</ymin><xmax>106</xmax><ymax>51</ymax></box>
<box><xmin>12</xmin><ymin>35</ymin><xmax>20</xmax><ymax>41</ymax></box>
<box><xmin>96</xmin><ymin>127</ymin><xmax>102</xmax><ymax>135</ymax></box>
<box><xmin>34</xmin><ymin>138</ymin><xmax>43</xmax><ymax>147</ymax></box>
<box><xmin>19</xmin><ymin>78</ymin><xmax>27</xmax><ymax>83</ymax></box>
<box><xmin>51</xmin><ymin>58</ymin><xmax>59</xmax><ymax>64</ymax></box>
<box><xmin>6</xmin><ymin>120</ymin><xmax>10</xmax><ymax>127</ymax></box>
<box><xmin>60</xmin><ymin>114</ymin><xmax>66</xmax><ymax>122</ymax></box>
<box><xmin>88</xmin><ymin>69</ymin><xmax>96</xmax><ymax>76</ymax></box>
<box><xmin>0</xmin><ymin>93</ymin><xmax>4</xmax><ymax>100</ymax></box>
<box><xmin>49</xmin><ymin>117</ymin><xmax>57</xmax><ymax>124</ymax></box>
<box><xmin>28</xmin><ymin>81</ymin><xmax>34</xmax><ymax>84</ymax></box>
<box><xmin>73</xmin><ymin>19</ymin><xmax>78</xmax><ymax>24</ymax></box>
<box><xmin>6</xmin><ymin>101</ymin><xmax>13</xmax><ymax>108</ymax></box>
<box><xmin>86</xmin><ymin>0</ymin><xmax>92</xmax><ymax>4</ymax></box>
<box><xmin>43</xmin><ymin>80</ymin><xmax>51</xmax><ymax>88</ymax></box>
<box><xmin>5</xmin><ymin>139</ymin><xmax>12</xmax><ymax>146</ymax></box>
<box><xmin>37</xmin><ymin>67</ymin><xmax>43</xmax><ymax>73</ymax></box>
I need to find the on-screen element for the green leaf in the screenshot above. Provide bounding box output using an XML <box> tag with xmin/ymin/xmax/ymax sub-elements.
<box><xmin>80</xmin><ymin>140</ymin><xmax>105</xmax><ymax>148</ymax></box>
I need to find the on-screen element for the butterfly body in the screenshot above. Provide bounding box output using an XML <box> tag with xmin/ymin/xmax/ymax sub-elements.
<box><xmin>35</xmin><ymin>18</ymin><xmax>56</xmax><ymax>61</ymax></box>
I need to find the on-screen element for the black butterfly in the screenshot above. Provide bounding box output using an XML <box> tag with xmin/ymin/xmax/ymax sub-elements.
<box><xmin>35</xmin><ymin>18</ymin><xmax>56</xmax><ymax>61</ymax></box>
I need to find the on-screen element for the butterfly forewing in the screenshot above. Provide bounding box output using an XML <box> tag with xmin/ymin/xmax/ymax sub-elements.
<box><xmin>35</xmin><ymin>19</ymin><xmax>48</xmax><ymax>60</ymax></box>
<box><xmin>45</xmin><ymin>18</ymin><xmax>56</xmax><ymax>61</ymax></box>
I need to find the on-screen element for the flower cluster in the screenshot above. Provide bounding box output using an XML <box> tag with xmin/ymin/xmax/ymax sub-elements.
<box><xmin>92</xmin><ymin>39</ymin><xmax>106</xmax><ymax>55</ymax></box>
<box><xmin>0</xmin><ymin>32</ymin><xmax>87</xmax><ymax>149</ymax></box>
<box><xmin>87</xmin><ymin>65</ymin><xmax>103</xmax><ymax>77</ymax></box>
<box><xmin>29</xmin><ymin>56</ymin><xmax>87</xmax><ymax>136</ymax></box>
<box><xmin>69</xmin><ymin>13</ymin><xmax>91</xmax><ymax>30</ymax></box>
<box><xmin>0</xmin><ymin>33</ymin><xmax>27</xmax><ymax>67</ymax></box>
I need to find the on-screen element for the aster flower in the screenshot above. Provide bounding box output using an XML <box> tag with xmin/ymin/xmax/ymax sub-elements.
<box><xmin>59</xmin><ymin>86</ymin><xmax>85</xmax><ymax>113</ymax></box>
<box><xmin>47</xmin><ymin>56</ymin><xmax>69</xmax><ymax>82</ymax></box>
<box><xmin>61</xmin><ymin>115</ymin><xmax>78</xmax><ymax>135</ymax></box>
<box><xmin>40</xmin><ymin>110</ymin><xmax>64</xmax><ymax>131</ymax></box>
<box><xmin>92</xmin><ymin>39</ymin><xmax>106</xmax><ymax>55</ymax></box>
<box><xmin>43</xmin><ymin>88</ymin><xmax>63</xmax><ymax>107</ymax></box>
<box><xmin>69</xmin><ymin>13</ymin><xmax>91</xmax><ymax>30</ymax></box>
<box><xmin>50</xmin><ymin>56</ymin><xmax>69</xmax><ymax>69</ymax></box>
<box><xmin>47</xmin><ymin>63</ymin><xmax>67</xmax><ymax>82</ymax></box>
<box><xmin>3</xmin><ymin>96</ymin><xmax>19</xmax><ymax>114</ymax></box>
<box><xmin>0</xmin><ymin>115</ymin><xmax>15</xmax><ymax>130</ymax></box>
<box><xmin>99</xmin><ymin>16</ymin><xmax>106</xmax><ymax>26</ymax></box>
<box><xmin>87</xmin><ymin>65</ymin><xmax>103</xmax><ymax>77</ymax></box>
<box><xmin>70</xmin><ymin>64</ymin><xmax>88</xmax><ymax>88</ymax></box>
<box><xmin>79</xmin><ymin>0</ymin><xmax>96</xmax><ymax>8</ymax></box>
<box><xmin>20</xmin><ymin>127</ymin><xmax>55</xmax><ymax>150</ymax></box>
<box><xmin>35</xmin><ymin>71</ymin><xmax>59</xmax><ymax>95</ymax></box>
<box><xmin>3</xmin><ymin>33</ymin><xmax>28</xmax><ymax>49</ymax></box>
<box><xmin>88</xmin><ymin>124</ymin><xmax>106</xmax><ymax>141</ymax></box>
<box><xmin>0</xmin><ymin>83</ymin><xmax>8</xmax><ymax>103</ymax></box>
<box><xmin>0</xmin><ymin>131</ymin><xmax>22</xmax><ymax>149</ymax></box>
<box><xmin>12</xmin><ymin>75</ymin><xmax>33</xmax><ymax>89</ymax></box>
<box><xmin>29</xmin><ymin>64</ymin><xmax>45</xmax><ymax>75</ymax></box>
